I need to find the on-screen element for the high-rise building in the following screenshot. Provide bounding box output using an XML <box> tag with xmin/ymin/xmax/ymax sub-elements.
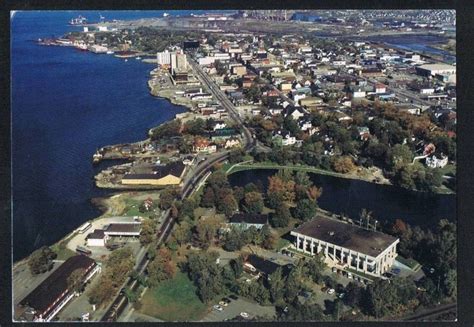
<box><xmin>171</xmin><ymin>52</ymin><xmax>188</xmax><ymax>74</ymax></box>
<box><xmin>156</xmin><ymin>50</ymin><xmax>171</xmax><ymax>66</ymax></box>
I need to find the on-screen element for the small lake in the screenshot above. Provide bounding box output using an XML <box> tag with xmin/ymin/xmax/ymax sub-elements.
<box><xmin>228</xmin><ymin>169</ymin><xmax>456</xmax><ymax>229</ymax></box>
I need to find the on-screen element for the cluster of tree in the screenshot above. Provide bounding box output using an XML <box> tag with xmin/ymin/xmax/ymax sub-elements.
<box><xmin>88</xmin><ymin>247</ymin><xmax>134</xmax><ymax>306</ymax></box>
<box><xmin>223</xmin><ymin>225</ymin><xmax>276</xmax><ymax>251</ymax></box>
<box><xmin>139</xmin><ymin>219</ymin><xmax>157</xmax><ymax>246</ymax></box>
<box><xmin>390</xmin><ymin>219</ymin><xmax>456</xmax><ymax>302</ymax></box>
<box><xmin>238</xmin><ymin>255</ymin><xmax>328</xmax><ymax>308</ymax></box>
<box><xmin>267</xmin><ymin>170</ymin><xmax>322</xmax><ymax>226</ymax></box>
<box><xmin>250</xmin><ymin>100</ymin><xmax>454</xmax><ymax>193</ymax></box>
<box><xmin>149</xmin><ymin>119</ymin><xmax>181</xmax><ymax>141</ymax></box>
<box><xmin>200</xmin><ymin>171</ymin><xmax>238</xmax><ymax>217</ymax></box>
<box><xmin>182</xmin><ymin>251</ymin><xmax>232</xmax><ymax>303</ymax></box>
<box><xmin>146</xmin><ymin>247</ymin><xmax>176</xmax><ymax>287</ymax></box>
<box><xmin>28</xmin><ymin>246</ymin><xmax>57</xmax><ymax>275</ymax></box>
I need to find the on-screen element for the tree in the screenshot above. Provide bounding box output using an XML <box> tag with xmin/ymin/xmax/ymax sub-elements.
<box><xmin>67</xmin><ymin>268</ymin><xmax>86</xmax><ymax>294</ymax></box>
<box><xmin>389</xmin><ymin>144</ymin><xmax>413</xmax><ymax>172</ymax></box>
<box><xmin>230</xmin><ymin>256</ymin><xmax>244</xmax><ymax>278</ymax></box>
<box><xmin>343</xmin><ymin>282</ymin><xmax>363</xmax><ymax>308</ymax></box>
<box><xmin>179</xmin><ymin>198</ymin><xmax>197</xmax><ymax>220</ymax></box>
<box><xmin>267</xmin><ymin>175</ymin><xmax>295</xmax><ymax>207</ymax></box>
<box><xmin>172</xmin><ymin>221</ymin><xmax>192</xmax><ymax>246</ymax></box>
<box><xmin>159</xmin><ymin>188</ymin><xmax>175</xmax><ymax>210</ymax></box>
<box><xmin>185</xmin><ymin>251</ymin><xmax>223</xmax><ymax>303</ymax></box>
<box><xmin>293</xmin><ymin>199</ymin><xmax>318</xmax><ymax>221</ymax></box>
<box><xmin>28</xmin><ymin>246</ymin><xmax>57</xmax><ymax>275</ymax></box>
<box><xmin>305</xmin><ymin>254</ymin><xmax>326</xmax><ymax>284</ymax></box>
<box><xmin>184</xmin><ymin>118</ymin><xmax>206</xmax><ymax>135</ymax></box>
<box><xmin>260</xmin><ymin>224</ymin><xmax>277</xmax><ymax>249</ymax></box>
<box><xmin>332</xmin><ymin>156</ymin><xmax>356</xmax><ymax>173</ymax></box>
<box><xmin>218</xmin><ymin>193</ymin><xmax>238</xmax><ymax>217</ymax></box>
<box><xmin>270</xmin><ymin>203</ymin><xmax>291</xmax><ymax>228</ymax></box>
<box><xmin>244</xmin><ymin>191</ymin><xmax>264</xmax><ymax>214</ymax></box>
<box><xmin>193</xmin><ymin>217</ymin><xmax>219</xmax><ymax>250</ymax></box>
<box><xmin>283</xmin><ymin>302</ymin><xmax>326</xmax><ymax>321</ymax></box>
<box><xmin>147</xmin><ymin>255</ymin><xmax>175</xmax><ymax>287</ymax></box>
<box><xmin>223</xmin><ymin>227</ymin><xmax>244</xmax><ymax>251</ymax></box>
<box><xmin>268</xmin><ymin>267</ymin><xmax>285</xmax><ymax>304</ymax></box>
<box><xmin>139</xmin><ymin>219</ymin><xmax>157</xmax><ymax>245</ymax></box>
<box><xmin>201</xmin><ymin>187</ymin><xmax>215</xmax><ymax>208</ymax></box>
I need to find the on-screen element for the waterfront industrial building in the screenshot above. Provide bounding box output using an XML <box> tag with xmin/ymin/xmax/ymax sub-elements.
<box><xmin>17</xmin><ymin>255</ymin><xmax>100</xmax><ymax>322</ymax></box>
<box><xmin>290</xmin><ymin>216</ymin><xmax>399</xmax><ymax>278</ymax></box>
<box><xmin>121</xmin><ymin>161</ymin><xmax>186</xmax><ymax>186</ymax></box>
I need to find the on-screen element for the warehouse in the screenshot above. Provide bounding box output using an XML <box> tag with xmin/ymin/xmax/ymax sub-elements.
<box><xmin>121</xmin><ymin>161</ymin><xmax>186</xmax><ymax>186</ymax></box>
<box><xmin>290</xmin><ymin>216</ymin><xmax>399</xmax><ymax>277</ymax></box>
<box><xmin>416</xmin><ymin>63</ymin><xmax>456</xmax><ymax>77</ymax></box>
<box><xmin>104</xmin><ymin>222</ymin><xmax>142</xmax><ymax>237</ymax></box>
<box><xmin>18</xmin><ymin>255</ymin><xmax>100</xmax><ymax>322</ymax></box>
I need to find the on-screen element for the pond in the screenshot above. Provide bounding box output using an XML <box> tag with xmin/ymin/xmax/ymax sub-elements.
<box><xmin>228</xmin><ymin>169</ymin><xmax>456</xmax><ymax>229</ymax></box>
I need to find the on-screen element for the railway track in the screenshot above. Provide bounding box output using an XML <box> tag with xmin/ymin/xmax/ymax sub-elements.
<box><xmin>402</xmin><ymin>303</ymin><xmax>457</xmax><ymax>321</ymax></box>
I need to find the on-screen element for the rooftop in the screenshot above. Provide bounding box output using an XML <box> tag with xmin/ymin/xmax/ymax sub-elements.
<box><xmin>19</xmin><ymin>255</ymin><xmax>96</xmax><ymax>316</ymax></box>
<box><xmin>105</xmin><ymin>223</ymin><xmax>141</xmax><ymax>234</ymax></box>
<box><xmin>86</xmin><ymin>229</ymin><xmax>105</xmax><ymax>240</ymax></box>
<box><xmin>230</xmin><ymin>213</ymin><xmax>268</xmax><ymax>225</ymax></box>
<box><xmin>246</xmin><ymin>254</ymin><xmax>293</xmax><ymax>277</ymax></box>
<box><xmin>292</xmin><ymin>216</ymin><xmax>398</xmax><ymax>258</ymax></box>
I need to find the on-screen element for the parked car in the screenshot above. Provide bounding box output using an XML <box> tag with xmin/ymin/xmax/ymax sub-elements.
<box><xmin>327</xmin><ymin>288</ymin><xmax>335</xmax><ymax>295</ymax></box>
<box><xmin>213</xmin><ymin>305</ymin><xmax>223</xmax><ymax>312</ymax></box>
<box><xmin>332</xmin><ymin>267</ymin><xmax>337</xmax><ymax>273</ymax></box>
<box><xmin>218</xmin><ymin>300</ymin><xmax>228</xmax><ymax>307</ymax></box>
<box><xmin>222</xmin><ymin>297</ymin><xmax>231</xmax><ymax>304</ymax></box>
<box><xmin>229</xmin><ymin>295</ymin><xmax>239</xmax><ymax>300</ymax></box>
<box><xmin>240</xmin><ymin>312</ymin><xmax>249</xmax><ymax>319</ymax></box>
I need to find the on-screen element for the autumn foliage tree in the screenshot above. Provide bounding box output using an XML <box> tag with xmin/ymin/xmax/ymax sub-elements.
<box><xmin>332</xmin><ymin>156</ymin><xmax>356</xmax><ymax>173</ymax></box>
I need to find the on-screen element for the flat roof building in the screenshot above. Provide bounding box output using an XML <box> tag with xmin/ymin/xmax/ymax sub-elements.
<box><xmin>229</xmin><ymin>213</ymin><xmax>268</xmax><ymax>230</ymax></box>
<box><xmin>416</xmin><ymin>64</ymin><xmax>456</xmax><ymax>77</ymax></box>
<box><xmin>290</xmin><ymin>216</ymin><xmax>399</xmax><ymax>277</ymax></box>
<box><xmin>121</xmin><ymin>161</ymin><xmax>186</xmax><ymax>186</ymax></box>
<box><xmin>104</xmin><ymin>222</ymin><xmax>142</xmax><ymax>237</ymax></box>
<box><xmin>18</xmin><ymin>255</ymin><xmax>100</xmax><ymax>322</ymax></box>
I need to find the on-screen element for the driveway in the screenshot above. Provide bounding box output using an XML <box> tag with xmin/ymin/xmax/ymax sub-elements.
<box><xmin>200</xmin><ymin>297</ymin><xmax>276</xmax><ymax>322</ymax></box>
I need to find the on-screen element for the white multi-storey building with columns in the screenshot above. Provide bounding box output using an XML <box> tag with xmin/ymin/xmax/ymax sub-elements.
<box><xmin>290</xmin><ymin>216</ymin><xmax>399</xmax><ymax>278</ymax></box>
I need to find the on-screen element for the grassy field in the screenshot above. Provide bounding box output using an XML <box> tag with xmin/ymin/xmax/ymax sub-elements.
<box><xmin>139</xmin><ymin>272</ymin><xmax>208</xmax><ymax>321</ymax></box>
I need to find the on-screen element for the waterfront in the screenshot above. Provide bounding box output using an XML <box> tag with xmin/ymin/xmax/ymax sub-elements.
<box><xmin>11</xmin><ymin>11</ymin><xmax>187</xmax><ymax>261</ymax></box>
<box><xmin>228</xmin><ymin>169</ymin><xmax>456</xmax><ymax>229</ymax></box>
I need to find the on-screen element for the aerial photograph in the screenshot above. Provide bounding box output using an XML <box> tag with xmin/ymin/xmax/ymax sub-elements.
<box><xmin>11</xmin><ymin>9</ymin><xmax>456</xmax><ymax>322</ymax></box>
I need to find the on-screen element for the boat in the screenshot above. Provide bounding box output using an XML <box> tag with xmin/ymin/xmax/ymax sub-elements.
<box><xmin>124</xmin><ymin>59</ymin><xmax>128</xmax><ymax>62</ymax></box>
<box><xmin>106</xmin><ymin>50</ymin><xmax>114</xmax><ymax>54</ymax></box>
<box><xmin>163</xmin><ymin>12</ymin><xmax>169</xmax><ymax>17</ymax></box>
<box><xmin>69</xmin><ymin>15</ymin><xmax>87</xmax><ymax>25</ymax></box>
<box><xmin>135</xmin><ymin>56</ymin><xmax>142</xmax><ymax>60</ymax></box>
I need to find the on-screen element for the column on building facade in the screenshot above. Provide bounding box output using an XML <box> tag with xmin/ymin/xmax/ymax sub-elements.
<box><xmin>363</xmin><ymin>256</ymin><xmax>368</xmax><ymax>273</ymax></box>
<box><xmin>310</xmin><ymin>239</ymin><xmax>315</xmax><ymax>255</ymax></box>
<box><xmin>296</xmin><ymin>235</ymin><xmax>301</xmax><ymax>249</ymax></box>
<box><xmin>356</xmin><ymin>253</ymin><xmax>360</xmax><ymax>271</ymax></box>
<box><xmin>316</xmin><ymin>241</ymin><xmax>321</xmax><ymax>254</ymax></box>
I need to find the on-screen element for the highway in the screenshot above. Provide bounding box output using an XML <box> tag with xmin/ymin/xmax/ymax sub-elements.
<box><xmin>100</xmin><ymin>56</ymin><xmax>256</xmax><ymax>322</ymax></box>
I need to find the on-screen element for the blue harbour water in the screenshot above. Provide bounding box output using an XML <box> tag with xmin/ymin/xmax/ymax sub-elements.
<box><xmin>11</xmin><ymin>11</ymin><xmax>455</xmax><ymax>261</ymax></box>
<box><xmin>11</xmin><ymin>11</ymin><xmax>205</xmax><ymax>261</ymax></box>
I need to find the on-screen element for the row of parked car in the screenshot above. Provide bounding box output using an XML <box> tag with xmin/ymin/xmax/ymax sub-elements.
<box><xmin>212</xmin><ymin>295</ymin><xmax>250</xmax><ymax>319</ymax></box>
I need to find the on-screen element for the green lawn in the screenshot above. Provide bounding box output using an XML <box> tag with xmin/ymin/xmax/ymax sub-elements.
<box><xmin>139</xmin><ymin>272</ymin><xmax>208</xmax><ymax>321</ymax></box>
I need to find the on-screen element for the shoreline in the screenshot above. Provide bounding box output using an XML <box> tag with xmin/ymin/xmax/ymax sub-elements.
<box><xmin>227</xmin><ymin>163</ymin><xmax>455</xmax><ymax>195</ymax></box>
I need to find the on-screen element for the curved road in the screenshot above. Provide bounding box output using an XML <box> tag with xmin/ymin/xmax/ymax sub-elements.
<box><xmin>100</xmin><ymin>56</ymin><xmax>256</xmax><ymax>322</ymax></box>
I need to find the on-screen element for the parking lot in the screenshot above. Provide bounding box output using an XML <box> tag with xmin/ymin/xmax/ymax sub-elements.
<box><xmin>200</xmin><ymin>297</ymin><xmax>276</xmax><ymax>322</ymax></box>
<box><xmin>66</xmin><ymin>216</ymin><xmax>142</xmax><ymax>260</ymax></box>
